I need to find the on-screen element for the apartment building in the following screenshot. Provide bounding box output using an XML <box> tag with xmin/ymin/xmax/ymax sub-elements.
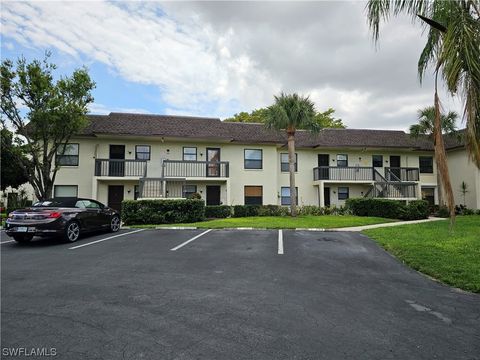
<box><xmin>47</xmin><ymin>112</ymin><xmax>460</xmax><ymax>212</ymax></box>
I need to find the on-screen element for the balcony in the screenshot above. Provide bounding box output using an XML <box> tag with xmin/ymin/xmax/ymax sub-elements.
<box><xmin>95</xmin><ymin>159</ymin><xmax>147</xmax><ymax>177</ymax></box>
<box><xmin>162</xmin><ymin>160</ymin><xmax>229</xmax><ymax>178</ymax></box>
<box><xmin>313</xmin><ymin>166</ymin><xmax>375</xmax><ymax>181</ymax></box>
<box><xmin>384</xmin><ymin>167</ymin><xmax>419</xmax><ymax>182</ymax></box>
<box><xmin>365</xmin><ymin>182</ymin><xmax>417</xmax><ymax>199</ymax></box>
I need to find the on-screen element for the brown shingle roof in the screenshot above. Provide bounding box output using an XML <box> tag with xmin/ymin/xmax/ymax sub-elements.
<box><xmin>81</xmin><ymin>112</ymin><xmax>464</xmax><ymax>151</ymax></box>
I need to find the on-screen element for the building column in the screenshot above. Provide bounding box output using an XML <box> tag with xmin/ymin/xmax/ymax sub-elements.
<box><xmin>92</xmin><ymin>178</ymin><xmax>98</xmax><ymax>200</ymax></box>
<box><xmin>417</xmin><ymin>182</ymin><xmax>422</xmax><ymax>200</ymax></box>
<box><xmin>226</xmin><ymin>179</ymin><xmax>231</xmax><ymax>206</ymax></box>
<box><xmin>319</xmin><ymin>182</ymin><xmax>325</xmax><ymax>207</ymax></box>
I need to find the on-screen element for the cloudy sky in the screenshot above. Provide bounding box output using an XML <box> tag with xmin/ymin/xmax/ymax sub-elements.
<box><xmin>1</xmin><ymin>1</ymin><xmax>462</xmax><ymax>130</ymax></box>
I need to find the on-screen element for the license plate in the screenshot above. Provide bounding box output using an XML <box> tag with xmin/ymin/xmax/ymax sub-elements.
<box><xmin>16</xmin><ymin>227</ymin><xmax>28</xmax><ymax>232</ymax></box>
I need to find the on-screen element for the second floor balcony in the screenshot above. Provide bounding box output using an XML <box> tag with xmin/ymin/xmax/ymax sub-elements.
<box><xmin>313</xmin><ymin>166</ymin><xmax>420</xmax><ymax>182</ymax></box>
<box><xmin>95</xmin><ymin>159</ymin><xmax>147</xmax><ymax>177</ymax></box>
<box><xmin>162</xmin><ymin>160</ymin><xmax>230</xmax><ymax>178</ymax></box>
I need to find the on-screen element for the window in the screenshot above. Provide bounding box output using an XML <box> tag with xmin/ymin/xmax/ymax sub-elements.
<box><xmin>135</xmin><ymin>145</ymin><xmax>151</xmax><ymax>160</ymax></box>
<box><xmin>183</xmin><ymin>185</ymin><xmax>197</xmax><ymax>199</ymax></box>
<box><xmin>54</xmin><ymin>185</ymin><xmax>78</xmax><ymax>198</ymax></box>
<box><xmin>183</xmin><ymin>147</ymin><xmax>197</xmax><ymax>161</ymax></box>
<box><xmin>336</xmin><ymin>154</ymin><xmax>348</xmax><ymax>167</ymax></box>
<box><xmin>244</xmin><ymin>149</ymin><xmax>263</xmax><ymax>169</ymax></box>
<box><xmin>56</xmin><ymin>143</ymin><xmax>79</xmax><ymax>166</ymax></box>
<box><xmin>76</xmin><ymin>200</ymin><xmax>101</xmax><ymax>209</ymax></box>
<box><xmin>281</xmin><ymin>187</ymin><xmax>298</xmax><ymax>206</ymax></box>
<box><xmin>338</xmin><ymin>187</ymin><xmax>349</xmax><ymax>200</ymax></box>
<box><xmin>419</xmin><ymin>156</ymin><xmax>433</xmax><ymax>173</ymax></box>
<box><xmin>244</xmin><ymin>186</ymin><xmax>263</xmax><ymax>205</ymax></box>
<box><xmin>281</xmin><ymin>153</ymin><xmax>298</xmax><ymax>172</ymax></box>
<box><xmin>372</xmin><ymin>155</ymin><xmax>383</xmax><ymax>168</ymax></box>
<box><xmin>421</xmin><ymin>187</ymin><xmax>435</xmax><ymax>206</ymax></box>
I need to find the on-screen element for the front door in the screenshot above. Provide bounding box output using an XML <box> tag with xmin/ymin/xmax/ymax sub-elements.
<box><xmin>206</xmin><ymin>148</ymin><xmax>221</xmax><ymax>177</ymax></box>
<box><xmin>318</xmin><ymin>154</ymin><xmax>330</xmax><ymax>180</ymax></box>
<box><xmin>390</xmin><ymin>155</ymin><xmax>401</xmax><ymax>180</ymax></box>
<box><xmin>108</xmin><ymin>185</ymin><xmax>124</xmax><ymax>212</ymax></box>
<box><xmin>206</xmin><ymin>185</ymin><xmax>221</xmax><ymax>205</ymax></box>
<box><xmin>109</xmin><ymin>145</ymin><xmax>125</xmax><ymax>176</ymax></box>
<box><xmin>323</xmin><ymin>187</ymin><xmax>331</xmax><ymax>207</ymax></box>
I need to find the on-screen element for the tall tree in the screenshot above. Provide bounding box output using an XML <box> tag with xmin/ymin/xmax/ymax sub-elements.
<box><xmin>0</xmin><ymin>54</ymin><xmax>95</xmax><ymax>200</ymax></box>
<box><xmin>264</xmin><ymin>93</ymin><xmax>319</xmax><ymax>216</ymax></box>
<box><xmin>0</xmin><ymin>127</ymin><xmax>30</xmax><ymax>191</ymax></box>
<box><xmin>366</xmin><ymin>0</ymin><xmax>480</xmax><ymax>221</ymax></box>
<box><xmin>409</xmin><ymin>106</ymin><xmax>458</xmax><ymax>205</ymax></box>
<box><xmin>225</xmin><ymin>107</ymin><xmax>346</xmax><ymax>128</ymax></box>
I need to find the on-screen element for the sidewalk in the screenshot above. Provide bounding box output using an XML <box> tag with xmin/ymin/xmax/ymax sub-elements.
<box><xmin>330</xmin><ymin>217</ymin><xmax>447</xmax><ymax>232</ymax></box>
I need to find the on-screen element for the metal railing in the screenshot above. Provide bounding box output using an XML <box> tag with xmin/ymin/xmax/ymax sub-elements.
<box><xmin>365</xmin><ymin>182</ymin><xmax>417</xmax><ymax>199</ymax></box>
<box><xmin>162</xmin><ymin>160</ymin><xmax>229</xmax><ymax>178</ymax></box>
<box><xmin>384</xmin><ymin>167</ymin><xmax>419</xmax><ymax>182</ymax></box>
<box><xmin>313</xmin><ymin>166</ymin><xmax>375</xmax><ymax>181</ymax></box>
<box><xmin>95</xmin><ymin>159</ymin><xmax>147</xmax><ymax>177</ymax></box>
<box><xmin>138</xmin><ymin>178</ymin><xmax>186</xmax><ymax>198</ymax></box>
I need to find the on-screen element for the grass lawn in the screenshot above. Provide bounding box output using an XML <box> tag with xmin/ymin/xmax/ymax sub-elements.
<box><xmin>131</xmin><ymin>215</ymin><xmax>394</xmax><ymax>229</ymax></box>
<box><xmin>364</xmin><ymin>215</ymin><xmax>480</xmax><ymax>293</ymax></box>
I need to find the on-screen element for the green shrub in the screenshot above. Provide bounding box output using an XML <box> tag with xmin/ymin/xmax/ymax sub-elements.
<box><xmin>122</xmin><ymin>199</ymin><xmax>205</xmax><ymax>225</ymax></box>
<box><xmin>436</xmin><ymin>206</ymin><xmax>450</xmax><ymax>218</ymax></box>
<box><xmin>297</xmin><ymin>205</ymin><xmax>323</xmax><ymax>216</ymax></box>
<box><xmin>233</xmin><ymin>205</ymin><xmax>289</xmax><ymax>217</ymax></box>
<box><xmin>346</xmin><ymin>198</ymin><xmax>429</xmax><ymax>220</ymax></box>
<box><xmin>403</xmin><ymin>200</ymin><xmax>430</xmax><ymax>220</ymax></box>
<box><xmin>205</xmin><ymin>205</ymin><xmax>232</xmax><ymax>218</ymax></box>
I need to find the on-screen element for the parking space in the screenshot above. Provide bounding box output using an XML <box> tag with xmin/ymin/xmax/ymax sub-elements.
<box><xmin>1</xmin><ymin>228</ymin><xmax>479</xmax><ymax>359</ymax></box>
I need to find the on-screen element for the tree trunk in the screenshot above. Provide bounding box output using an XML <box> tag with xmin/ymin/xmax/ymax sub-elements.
<box><xmin>287</xmin><ymin>127</ymin><xmax>297</xmax><ymax>217</ymax></box>
<box><xmin>434</xmin><ymin>90</ymin><xmax>455</xmax><ymax>224</ymax></box>
<box><xmin>436</xmin><ymin>166</ymin><xmax>444</xmax><ymax>206</ymax></box>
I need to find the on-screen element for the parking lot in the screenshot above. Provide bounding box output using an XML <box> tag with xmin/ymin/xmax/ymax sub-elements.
<box><xmin>1</xmin><ymin>229</ymin><xmax>479</xmax><ymax>360</ymax></box>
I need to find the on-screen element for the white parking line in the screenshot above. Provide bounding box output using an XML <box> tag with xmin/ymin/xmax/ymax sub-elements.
<box><xmin>69</xmin><ymin>229</ymin><xmax>145</xmax><ymax>250</ymax></box>
<box><xmin>1</xmin><ymin>240</ymin><xmax>15</xmax><ymax>245</ymax></box>
<box><xmin>278</xmin><ymin>229</ymin><xmax>284</xmax><ymax>255</ymax></box>
<box><xmin>170</xmin><ymin>229</ymin><xmax>212</xmax><ymax>251</ymax></box>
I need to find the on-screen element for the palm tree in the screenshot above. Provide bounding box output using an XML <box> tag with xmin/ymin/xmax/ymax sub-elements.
<box><xmin>366</xmin><ymin>0</ymin><xmax>480</xmax><ymax>221</ymax></box>
<box><xmin>409</xmin><ymin>106</ymin><xmax>458</xmax><ymax>205</ymax></box>
<box><xmin>265</xmin><ymin>93</ymin><xmax>319</xmax><ymax>216</ymax></box>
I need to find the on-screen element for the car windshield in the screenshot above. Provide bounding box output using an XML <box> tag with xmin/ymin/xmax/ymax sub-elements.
<box><xmin>32</xmin><ymin>198</ymin><xmax>77</xmax><ymax>208</ymax></box>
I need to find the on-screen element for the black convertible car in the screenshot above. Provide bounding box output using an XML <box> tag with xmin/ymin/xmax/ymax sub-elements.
<box><xmin>5</xmin><ymin>198</ymin><xmax>121</xmax><ymax>243</ymax></box>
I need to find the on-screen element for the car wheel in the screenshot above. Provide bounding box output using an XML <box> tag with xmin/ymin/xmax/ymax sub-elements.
<box><xmin>110</xmin><ymin>215</ymin><xmax>120</xmax><ymax>233</ymax></box>
<box><xmin>13</xmin><ymin>234</ymin><xmax>33</xmax><ymax>243</ymax></box>
<box><xmin>64</xmin><ymin>221</ymin><xmax>81</xmax><ymax>242</ymax></box>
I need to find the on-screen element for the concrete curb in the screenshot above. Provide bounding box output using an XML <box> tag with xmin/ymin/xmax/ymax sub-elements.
<box><xmin>295</xmin><ymin>228</ymin><xmax>326</xmax><ymax>231</ymax></box>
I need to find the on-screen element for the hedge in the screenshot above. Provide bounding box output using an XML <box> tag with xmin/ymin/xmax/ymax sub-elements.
<box><xmin>205</xmin><ymin>205</ymin><xmax>232</xmax><ymax>218</ymax></box>
<box><xmin>122</xmin><ymin>199</ymin><xmax>205</xmax><ymax>225</ymax></box>
<box><xmin>345</xmin><ymin>198</ymin><xmax>429</xmax><ymax>220</ymax></box>
<box><xmin>233</xmin><ymin>205</ymin><xmax>289</xmax><ymax>217</ymax></box>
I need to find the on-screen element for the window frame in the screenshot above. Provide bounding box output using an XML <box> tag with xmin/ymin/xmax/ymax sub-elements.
<box><xmin>244</xmin><ymin>186</ymin><xmax>263</xmax><ymax>205</ymax></box>
<box><xmin>182</xmin><ymin>185</ymin><xmax>198</xmax><ymax>199</ymax></box>
<box><xmin>419</xmin><ymin>156</ymin><xmax>433</xmax><ymax>174</ymax></box>
<box><xmin>421</xmin><ymin>186</ymin><xmax>435</xmax><ymax>206</ymax></box>
<box><xmin>372</xmin><ymin>155</ymin><xmax>383</xmax><ymax>168</ymax></box>
<box><xmin>280</xmin><ymin>187</ymin><xmax>298</xmax><ymax>206</ymax></box>
<box><xmin>338</xmin><ymin>187</ymin><xmax>349</xmax><ymax>200</ymax></box>
<box><xmin>135</xmin><ymin>145</ymin><xmax>151</xmax><ymax>160</ymax></box>
<box><xmin>244</xmin><ymin>149</ymin><xmax>263</xmax><ymax>170</ymax></box>
<box><xmin>183</xmin><ymin>147</ymin><xmax>197</xmax><ymax>161</ymax></box>
<box><xmin>280</xmin><ymin>153</ymin><xmax>298</xmax><ymax>172</ymax></box>
<box><xmin>53</xmin><ymin>185</ymin><xmax>78</xmax><ymax>198</ymax></box>
<box><xmin>336</xmin><ymin>154</ymin><xmax>348</xmax><ymax>167</ymax></box>
<box><xmin>56</xmin><ymin>143</ymin><xmax>79</xmax><ymax>166</ymax></box>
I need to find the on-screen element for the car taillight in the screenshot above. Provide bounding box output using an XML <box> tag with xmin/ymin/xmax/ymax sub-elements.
<box><xmin>48</xmin><ymin>211</ymin><xmax>62</xmax><ymax>218</ymax></box>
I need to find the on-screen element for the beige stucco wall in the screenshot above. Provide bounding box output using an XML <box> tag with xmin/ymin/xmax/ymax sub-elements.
<box><xmin>447</xmin><ymin>148</ymin><xmax>480</xmax><ymax>209</ymax></box>
<box><xmin>53</xmin><ymin>135</ymin><xmax>442</xmax><ymax>207</ymax></box>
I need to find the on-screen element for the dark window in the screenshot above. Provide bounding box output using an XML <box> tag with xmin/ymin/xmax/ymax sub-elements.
<box><xmin>183</xmin><ymin>147</ymin><xmax>197</xmax><ymax>161</ymax></box>
<box><xmin>421</xmin><ymin>187</ymin><xmax>435</xmax><ymax>206</ymax></box>
<box><xmin>281</xmin><ymin>153</ymin><xmax>298</xmax><ymax>172</ymax></box>
<box><xmin>134</xmin><ymin>185</ymin><xmax>140</xmax><ymax>200</ymax></box>
<box><xmin>53</xmin><ymin>185</ymin><xmax>78</xmax><ymax>198</ymax></box>
<box><xmin>338</xmin><ymin>187</ymin><xmax>349</xmax><ymax>200</ymax></box>
<box><xmin>244</xmin><ymin>149</ymin><xmax>262</xmax><ymax>169</ymax></box>
<box><xmin>419</xmin><ymin>156</ymin><xmax>433</xmax><ymax>173</ymax></box>
<box><xmin>183</xmin><ymin>185</ymin><xmax>197</xmax><ymax>199</ymax></box>
<box><xmin>56</xmin><ymin>143</ymin><xmax>79</xmax><ymax>166</ymax></box>
<box><xmin>281</xmin><ymin>187</ymin><xmax>298</xmax><ymax>206</ymax></box>
<box><xmin>244</xmin><ymin>186</ymin><xmax>263</xmax><ymax>205</ymax></box>
<box><xmin>372</xmin><ymin>155</ymin><xmax>383</xmax><ymax>168</ymax></box>
<box><xmin>135</xmin><ymin>145</ymin><xmax>151</xmax><ymax>160</ymax></box>
<box><xmin>336</xmin><ymin>154</ymin><xmax>348</xmax><ymax>167</ymax></box>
